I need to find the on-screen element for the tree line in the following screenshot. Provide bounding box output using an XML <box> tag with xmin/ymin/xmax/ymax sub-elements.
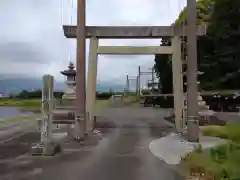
<box><xmin>154</xmin><ymin>0</ymin><xmax>240</xmax><ymax>94</ymax></box>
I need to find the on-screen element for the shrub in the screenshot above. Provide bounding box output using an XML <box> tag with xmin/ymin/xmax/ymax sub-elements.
<box><xmin>180</xmin><ymin>142</ymin><xmax>240</xmax><ymax>180</ymax></box>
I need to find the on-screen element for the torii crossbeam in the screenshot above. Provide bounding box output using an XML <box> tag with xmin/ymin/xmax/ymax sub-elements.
<box><xmin>63</xmin><ymin>25</ymin><xmax>206</xmax><ymax>38</ymax></box>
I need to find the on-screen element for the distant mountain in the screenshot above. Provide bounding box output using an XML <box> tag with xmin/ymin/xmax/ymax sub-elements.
<box><xmin>0</xmin><ymin>77</ymin><xmax>125</xmax><ymax>95</ymax></box>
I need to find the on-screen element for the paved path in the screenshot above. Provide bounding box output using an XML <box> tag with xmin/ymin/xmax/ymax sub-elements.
<box><xmin>0</xmin><ymin>107</ymin><xmax>181</xmax><ymax>180</ymax></box>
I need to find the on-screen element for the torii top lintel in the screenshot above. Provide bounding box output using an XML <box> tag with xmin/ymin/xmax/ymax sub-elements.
<box><xmin>63</xmin><ymin>25</ymin><xmax>206</xmax><ymax>39</ymax></box>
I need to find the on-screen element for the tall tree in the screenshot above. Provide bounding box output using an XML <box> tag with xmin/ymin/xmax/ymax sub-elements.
<box><xmin>205</xmin><ymin>0</ymin><xmax>240</xmax><ymax>89</ymax></box>
<box><xmin>154</xmin><ymin>0</ymin><xmax>240</xmax><ymax>92</ymax></box>
<box><xmin>154</xmin><ymin>37</ymin><xmax>172</xmax><ymax>94</ymax></box>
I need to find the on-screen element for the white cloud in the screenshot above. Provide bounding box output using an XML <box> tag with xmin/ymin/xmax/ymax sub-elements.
<box><xmin>0</xmin><ymin>0</ymin><xmax>186</xmax><ymax>86</ymax></box>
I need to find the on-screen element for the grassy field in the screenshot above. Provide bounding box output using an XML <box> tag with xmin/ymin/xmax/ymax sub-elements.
<box><xmin>0</xmin><ymin>99</ymin><xmax>41</xmax><ymax>107</ymax></box>
<box><xmin>180</xmin><ymin>124</ymin><xmax>240</xmax><ymax>180</ymax></box>
<box><xmin>0</xmin><ymin>98</ymin><xmax>110</xmax><ymax>107</ymax></box>
<box><xmin>0</xmin><ymin>97</ymin><xmax>140</xmax><ymax>108</ymax></box>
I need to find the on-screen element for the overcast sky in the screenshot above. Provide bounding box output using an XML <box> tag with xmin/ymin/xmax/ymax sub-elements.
<box><xmin>0</xmin><ymin>0</ymin><xmax>185</xmax><ymax>85</ymax></box>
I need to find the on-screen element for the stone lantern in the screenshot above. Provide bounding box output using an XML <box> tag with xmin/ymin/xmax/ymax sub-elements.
<box><xmin>60</xmin><ymin>61</ymin><xmax>76</xmax><ymax>105</ymax></box>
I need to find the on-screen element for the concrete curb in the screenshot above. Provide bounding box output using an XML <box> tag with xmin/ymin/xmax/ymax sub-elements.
<box><xmin>149</xmin><ymin>133</ymin><xmax>227</xmax><ymax>165</ymax></box>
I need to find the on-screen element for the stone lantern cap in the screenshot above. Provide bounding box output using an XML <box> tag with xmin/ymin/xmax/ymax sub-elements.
<box><xmin>60</xmin><ymin>61</ymin><xmax>76</xmax><ymax>76</ymax></box>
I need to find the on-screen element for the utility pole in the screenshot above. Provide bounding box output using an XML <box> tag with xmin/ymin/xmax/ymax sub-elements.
<box><xmin>149</xmin><ymin>67</ymin><xmax>155</xmax><ymax>90</ymax></box>
<box><xmin>138</xmin><ymin>66</ymin><xmax>156</xmax><ymax>95</ymax></box>
<box><xmin>138</xmin><ymin>66</ymin><xmax>141</xmax><ymax>96</ymax></box>
<box><xmin>129</xmin><ymin>76</ymin><xmax>138</xmax><ymax>94</ymax></box>
<box><xmin>125</xmin><ymin>75</ymin><xmax>130</xmax><ymax>93</ymax></box>
<box><xmin>186</xmin><ymin>0</ymin><xmax>199</xmax><ymax>142</ymax></box>
<box><xmin>136</xmin><ymin>76</ymin><xmax>139</xmax><ymax>95</ymax></box>
<box><xmin>125</xmin><ymin>74</ymin><xmax>138</xmax><ymax>95</ymax></box>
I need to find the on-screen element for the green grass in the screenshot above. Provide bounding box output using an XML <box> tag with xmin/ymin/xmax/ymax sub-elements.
<box><xmin>180</xmin><ymin>143</ymin><xmax>240</xmax><ymax>179</ymax></box>
<box><xmin>0</xmin><ymin>115</ymin><xmax>39</xmax><ymax>124</ymax></box>
<box><xmin>180</xmin><ymin>124</ymin><xmax>240</xmax><ymax>179</ymax></box>
<box><xmin>0</xmin><ymin>99</ymin><xmax>41</xmax><ymax>107</ymax></box>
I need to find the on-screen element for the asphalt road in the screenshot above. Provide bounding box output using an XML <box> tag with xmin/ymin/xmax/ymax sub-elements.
<box><xmin>0</xmin><ymin>107</ymin><xmax>239</xmax><ymax>180</ymax></box>
<box><xmin>0</xmin><ymin>107</ymin><xmax>181</xmax><ymax>180</ymax></box>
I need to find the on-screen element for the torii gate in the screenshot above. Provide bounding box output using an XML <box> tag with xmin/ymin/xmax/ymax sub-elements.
<box><xmin>63</xmin><ymin>0</ymin><xmax>203</xmax><ymax>142</ymax></box>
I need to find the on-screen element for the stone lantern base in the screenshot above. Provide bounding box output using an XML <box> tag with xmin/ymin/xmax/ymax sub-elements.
<box><xmin>61</xmin><ymin>93</ymin><xmax>76</xmax><ymax>106</ymax></box>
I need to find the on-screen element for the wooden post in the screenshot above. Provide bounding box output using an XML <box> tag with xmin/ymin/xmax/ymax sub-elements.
<box><xmin>172</xmin><ymin>36</ymin><xmax>184</xmax><ymax>133</ymax></box>
<box><xmin>41</xmin><ymin>74</ymin><xmax>54</xmax><ymax>145</ymax></box>
<box><xmin>86</xmin><ymin>37</ymin><xmax>99</xmax><ymax>132</ymax></box>
<box><xmin>75</xmin><ymin>0</ymin><xmax>86</xmax><ymax>140</ymax></box>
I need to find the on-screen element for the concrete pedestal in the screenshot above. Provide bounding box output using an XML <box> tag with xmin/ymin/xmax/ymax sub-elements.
<box><xmin>31</xmin><ymin>142</ymin><xmax>61</xmax><ymax>156</ymax></box>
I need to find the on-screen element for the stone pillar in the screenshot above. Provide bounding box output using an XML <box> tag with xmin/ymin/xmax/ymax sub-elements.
<box><xmin>172</xmin><ymin>36</ymin><xmax>184</xmax><ymax>133</ymax></box>
<box><xmin>186</xmin><ymin>0</ymin><xmax>199</xmax><ymax>142</ymax></box>
<box><xmin>31</xmin><ymin>75</ymin><xmax>60</xmax><ymax>156</ymax></box>
<box><xmin>41</xmin><ymin>75</ymin><xmax>54</xmax><ymax>145</ymax></box>
<box><xmin>75</xmin><ymin>0</ymin><xmax>86</xmax><ymax>140</ymax></box>
<box><xmin>86</xmin><ymin>37</ymin><xmax>99</xmax><ymax>132</ymax></box>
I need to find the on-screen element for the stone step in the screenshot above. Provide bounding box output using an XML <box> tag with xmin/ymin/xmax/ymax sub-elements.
<box><xmin>52</xmin><ymin>109</ymin><xmax>74</xmax><ymax>114</ymax></box>
<box><xmin>52</xmin><ymin>120</ymin><xmax>74</xmax><ymax>124</ymax></box>
<box><xmin>52</xmin><ymin>109</ymin><xmax>75</xmax><ymax>125</ymax></box>
<box><xmin>54</xmin><ymin>106</ymin><xmax>75</xmax><ymax>110</ymax></box>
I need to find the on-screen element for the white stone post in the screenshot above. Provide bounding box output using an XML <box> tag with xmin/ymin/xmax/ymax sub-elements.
<box><xmin>172</xmin><ymin>36</ymin><xmax>184</xmax><ymax>133</ymax></box>
<box><xmin>40</xmin><ymin>74</ymin><xmax>54</xmax><ymax>145</ymax></box>
<box><xmin>31</xmin><ymin>74</ymin><xmax>59</xmax><ymax>155</ymax></box>
<box><xmin>86</xmin><ymin>37</ymin><xmax>99</xmax><ymax>132</ymax></box>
